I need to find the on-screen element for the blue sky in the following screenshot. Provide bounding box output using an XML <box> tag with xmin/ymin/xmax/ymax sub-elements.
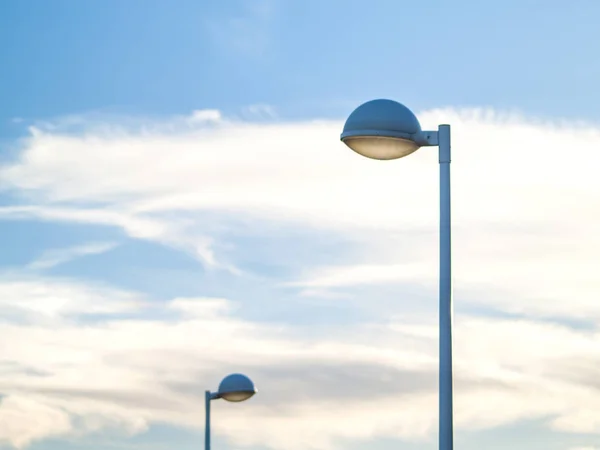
<box><xmin>1</xmin><ymin>1</ymin><xmax>600</xmax><ymax>450</ymax></box>
<box><xmin>3</xmin><ymin>0</ymin><xmax>600</xmax><ymax>127</ymax></box>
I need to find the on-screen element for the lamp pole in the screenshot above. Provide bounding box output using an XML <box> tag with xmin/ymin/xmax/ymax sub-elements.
<box><xmin>438</xmin><ymin>124</ymin><xmax>453</xmax><ymax>450</ymax></box>
<box><xmin>340</xmin><ymin>100</ymin><xmax>454</xmax><ymax>450</ymax></box>
<box><xmin>204</xmin><ymin>373</ymin><xmax>257</xmax><ymax>450</ymax></box>
<box><xmin>205</xmin><ymin>390</ymin><xmax>213</xmax><ymax>450</ymax></box>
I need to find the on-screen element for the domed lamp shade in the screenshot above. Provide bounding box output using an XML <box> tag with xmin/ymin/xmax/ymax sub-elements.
<box><xmin>340</xmin><ymin>99</ymin><xmax>427</xmax><ymax>160</ymax></box>
<box><xmin>217</xmin><ymin>373</ymin><xmax>257</xmax><ymax>402</ymax></box>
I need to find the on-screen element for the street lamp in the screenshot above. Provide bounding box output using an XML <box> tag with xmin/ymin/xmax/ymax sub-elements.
<box><xmin>340</xmin><ymin>99</ymin><xmax>454</xmax><ymax>450</ymax></box>
<box><xmin>205</xmin><ymin>373</ymin><xmax>257</xmax><ymax>450</ymax></box>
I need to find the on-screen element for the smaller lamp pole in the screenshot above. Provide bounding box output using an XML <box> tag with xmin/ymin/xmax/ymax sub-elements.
<box><xmin>205</xmin><ymin>390</ymin><xmax>213</xmax><ymax>450</ymax></box>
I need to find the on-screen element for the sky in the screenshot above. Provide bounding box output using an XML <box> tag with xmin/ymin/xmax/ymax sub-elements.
<box><xmin>0</xmin><ymin>1</ymin><xmax>600</xmax><ymax>450</ymax></box>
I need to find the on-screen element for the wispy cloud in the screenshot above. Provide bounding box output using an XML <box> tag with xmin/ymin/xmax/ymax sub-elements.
<box><xmin>27</xmin><ymin>242</ymin><xmax>118</xmax><ymax>271</ymax></box>
<box><xmin>241</xmin><ymin>104</ymin><xmax>278</xmax><ymax>120</ymax></box>
<box><xmin>203</xmin><ymin>0</ymin><xmax>276</xmax><ymax>58</ymax></box>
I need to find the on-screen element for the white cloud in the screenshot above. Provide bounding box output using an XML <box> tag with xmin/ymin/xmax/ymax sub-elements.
<box><xmin>286</xmin><ymin>263</ymin><xmax>430</xmax><ymax>288</ymax></box>
<box><xmin>1</xmin><ymin>107</ymin><xmax>600</xmax><ymax>448</ymax></box>
<box><xmin>0</xmin><ymin>395</ymin><xmax>71</xmax><ymax>448</ymax></box>
<box><xmin>2</xmin><ymin>110</ymin><xmax>600</xmax><ymax>315</ymax></box>
<box><xmin>0</xmin><ymin>277</ymin><xmax>598</xmax><ymax>448</ymax></box>
<box><xmin>188</xmin><ymin>109</ymin><xmax>222</xmax><ymax>124</ymax></box>
<box><xmin>0</xmin><ymin>274</ymin><xmax>146</xmax><ymax>322</ymax></box>
<box><xmin>6</xmin><ymin>106</ymin><xmax>596</xmax><ymax>322</ymax></box>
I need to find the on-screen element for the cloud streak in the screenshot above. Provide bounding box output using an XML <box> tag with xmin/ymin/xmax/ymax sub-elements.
<box><xmin>27</xmin><ymin>242</ymin><xmax>118</xmax><ymax>271</ymax></box>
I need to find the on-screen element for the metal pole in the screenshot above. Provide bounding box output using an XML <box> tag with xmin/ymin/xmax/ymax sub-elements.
<box><xmin>438</xmin><ymin>124</ymin><xmax>453</xmax><ymax>450</ymax></box>
<box><xmin>205</xmin><ymin>391</ymin><xmax>211</xmax><ymax>450</ymax></box>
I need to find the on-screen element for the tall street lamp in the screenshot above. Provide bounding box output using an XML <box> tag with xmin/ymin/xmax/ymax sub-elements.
<box><xmin>340</xmin><ymin>99</ymin><xmax>454</xmax><ymax>450</ymax></box>
<box><xmin>205</xmin><ymin>373</ymin><xmax>257</xmax><ymax>450</ymax></box>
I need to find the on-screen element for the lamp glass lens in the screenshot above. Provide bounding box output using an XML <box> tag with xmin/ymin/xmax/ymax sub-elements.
<box><xmin>343</xmin><ymin>136</ymin><xmax>419</xmax><ymax>160</ymax></box>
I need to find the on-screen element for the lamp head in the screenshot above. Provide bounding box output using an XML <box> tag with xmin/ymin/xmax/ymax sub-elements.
<box><xmin>341</xmin><ymin>99</ymin><xmax>424</xmax><ymax>160</ymax></box>
<box><xmin>217</xmin><ymin>373</ymin><xmax>256</xmax><ymax>402</ymax></box>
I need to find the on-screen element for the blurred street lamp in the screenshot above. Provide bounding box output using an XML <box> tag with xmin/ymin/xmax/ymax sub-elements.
<box><xmin>205</xmin><ymin>373</ymin><xmax>257</xmax><ymax>450</ymax></box>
